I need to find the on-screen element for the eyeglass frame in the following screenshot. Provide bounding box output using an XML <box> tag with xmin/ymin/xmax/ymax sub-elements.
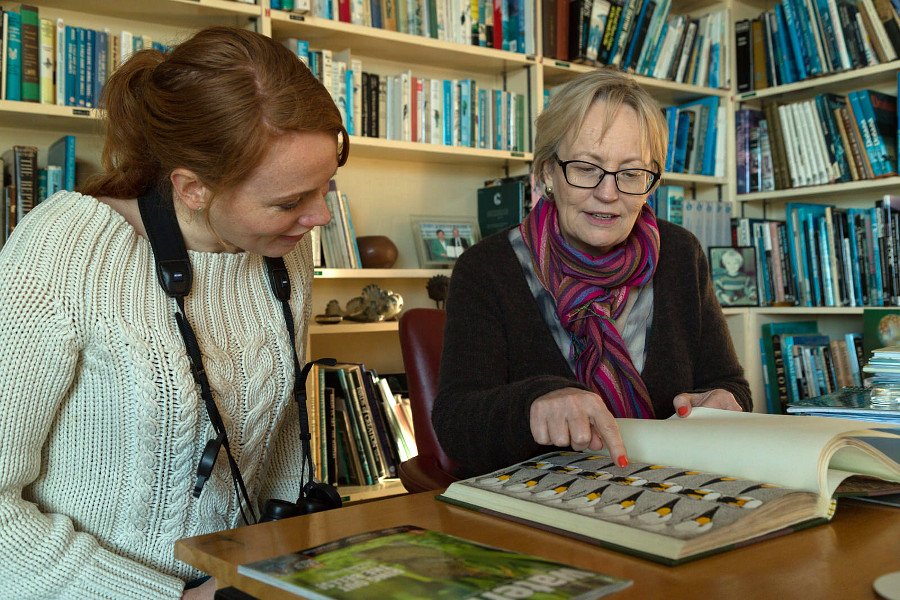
<box><xmin>555</xmin><ymin>156</ymin><xmax>660</xmax><ymax>195</ymax></box>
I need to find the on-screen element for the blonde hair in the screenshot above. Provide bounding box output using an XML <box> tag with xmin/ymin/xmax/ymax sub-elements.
<box><xmin>533</xmin><ymin>68</ymin><xmax>667</xmax><ymax>188</ymax></box>
<box><xmin>81</xmin><ymin>26</ymin><xmax>348</xmax><ymax>201</ymax></box>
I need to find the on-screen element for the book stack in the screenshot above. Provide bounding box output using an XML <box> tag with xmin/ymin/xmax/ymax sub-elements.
<box><xmin>308</xmin><ymin>362</ymin><xmax>417</xmax><ymax>487</ymax></box>
<box><xmin>863</xmin><ymin>345</ymin><xmax>900</xmax><ymax>393</ymax></box>
<box><xmin>736</xmin><ymin>0</ymin><xmax>900</xmax><ymax>93</ymax></box>
<box><xmin>788</xmin><ymin>386</ymin><xmax>900</xmax><ymax>423</ymax></box>
<box><xmin>735</xmin><ymin>89</ymin><xmax>898</xmax><ymax>194</ymax></box>
<box><xmin>317</xmin><ymin>180</ymin><xmax>363</xmax><ymax>269</ymax></box>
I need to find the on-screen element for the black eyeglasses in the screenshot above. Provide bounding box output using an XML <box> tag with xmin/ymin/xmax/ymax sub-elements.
<box><xmin>556</xmin><ymin>157</ymin><xmax>659</xmax><ymax>195</ymax></box>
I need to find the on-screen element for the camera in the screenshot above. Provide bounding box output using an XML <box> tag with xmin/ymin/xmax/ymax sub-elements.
<box><xmin>258</xmin><ymin>481</ymin><xmax>344</xmax><ymax>522</ymax></box>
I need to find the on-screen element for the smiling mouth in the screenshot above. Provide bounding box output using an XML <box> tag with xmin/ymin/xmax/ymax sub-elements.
<box><xmin>590</xmin><ymin>213</ymin><xmax>618</xmax><ymax>220</ymax></box>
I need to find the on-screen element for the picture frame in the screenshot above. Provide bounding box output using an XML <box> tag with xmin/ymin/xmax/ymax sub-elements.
<box><xmin>709</xmin><ymin>246</ymin><xmax>760</xmax><ymax>307</ymax></box>
<box><xmin>410</xmin><ymin>215</ymin><xmax>481</xmax><ymax>268</ymax></box>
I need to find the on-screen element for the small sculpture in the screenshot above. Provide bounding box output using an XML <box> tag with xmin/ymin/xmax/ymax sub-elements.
<box><xmin>427</xmin><ymin>274</ymin><xmax>450</xmax><ymax>309</ymax></box>
<box><xmin>314</xmin><ymin>300</ymin><xmax>344</xmax><ymax>324</ymax></box>
<box><xmin>325</xmin><ymin>284</ymin><xmax>404</xmax><ymax>323</ymax></box>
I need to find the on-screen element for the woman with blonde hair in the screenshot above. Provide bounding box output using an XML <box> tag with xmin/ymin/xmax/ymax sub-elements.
<box><xmin>433</xmin><ymin>68</ymin><xmax>750</xmax><ymax>478</ymax></box>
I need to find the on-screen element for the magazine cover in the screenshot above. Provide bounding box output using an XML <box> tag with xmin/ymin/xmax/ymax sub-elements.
<box><xmin>237</xmin><ymin>525</ymin><xmax>631</xmax><ymax>600</ymax></box>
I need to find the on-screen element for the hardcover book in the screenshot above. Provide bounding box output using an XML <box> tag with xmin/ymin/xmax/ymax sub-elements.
<box><xmin>438</xmin><ymin>408</ymin><xmax>900</xmax><ymax>565</ymax></box>
<box><xmin>237</xmin><ymin>525</ymin><xmax>631</xmax><ymax>599</ymax></box>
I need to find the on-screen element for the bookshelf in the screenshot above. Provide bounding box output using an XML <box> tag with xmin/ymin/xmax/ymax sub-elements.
<box><xmin>730</xmin><ymin>0</ymin><xmax>900</xmax><ymax>410</ymax></box>
<box><xmin>14</xmin><ymin>0</ymin><xmax>877</xmax><ymax>495</ymax></box>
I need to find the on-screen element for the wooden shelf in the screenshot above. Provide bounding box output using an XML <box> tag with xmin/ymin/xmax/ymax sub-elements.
<box><xmin>269</xmin><ymin>11</ymin><xmax>536</xmax><ymax>74</ymax></box>
<box><xmin>309</xmin><ymin>320</ymin><xmax>400</xmax><ymax>334</ymax></box>
<box><xmin>723</xmin><ymin>306</ymin><xmax>865</xmax><ymax>317</ymax></box>
<box><xmin>736</xmin><ymin>62</ymin><xmax>900</xmax><ymax>103</ymax></box>
<box><xmin>30</xmin><ymin>0</ymin><xmax>260</xmax><ymax>28</ymax></box>
<box><xmin>736</xmin><ymin>176</ymin><xmax>900</xmax><ymax>203</ymax></box>
<box><xmin>0</xmin><ymin>100</ymin><xmax>102</xmax><ymax>134</ymax></box>
<box><xmin>347</xmin><ymin>135</ymin><xmax>533</xmax><ymax>165</ymax></box>
<box><xmin>314</xmin><ymin>268</ymin><xmax>450</xmax><ymax>278</ymax></box>
<box><xmin>541</xmin><ymin>59</ymin><xmax>729</xmax><ymax>105</ymax></box>
<box><xmin>662</xmin><ymin>172</ymin><xmax>728</xmax><ymax>187</ymax></box>
<box><xmin>338</xmin><ymin>478</ymin><xmax>407</xmax><ymax>503</ymax></box>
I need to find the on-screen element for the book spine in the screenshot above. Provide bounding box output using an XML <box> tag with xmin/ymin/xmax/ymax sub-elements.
<box><xmin>5</xmin><ymin>10</ymin><xmax>22</xmax><ymax>101</ymax></box>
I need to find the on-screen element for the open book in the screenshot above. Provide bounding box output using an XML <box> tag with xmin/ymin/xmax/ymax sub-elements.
<box><xmin>237</xmin><ymin>525</ymin><xmax>631</xmax><ymax>599</ymax></box>
<box><xmin>438</xmin><ymin>408</ymin><xmax>900</xmax><ymax>565</ymax></box>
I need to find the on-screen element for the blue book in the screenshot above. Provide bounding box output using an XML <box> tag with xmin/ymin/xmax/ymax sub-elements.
<box><xmin>621</xmin><ymin>0</ymin><xmax>651</xmax><ymax>70</ymax></box>
<box><xmin>847</xmin><ymin>91</ymin><xmax>884</xmax><ymax>178</ymax></box>
<box><xmin>64</xmin><ymin>25</ymin><xmax>77</xmax><ymax>106</ymax></box>
<box><xmin>94</xmin><ymin>29</ymin><xmax>108</xmax><ymax>108</ymax></box>
<box><xmin>5</xmin><ymin>10</ymin><xmax>22</xmax><ymax>101</ymax></box>
<box><xmin>848</xmin><ymin>208</ymin><xmax>878</xmax><ymax>306</ymax></box>
<box><xmin>671</xmin><ymin>110</ymin><xmax>691</xmax><ymax>173</ymax></box>
<box><xmin>677</xmin><ymin>95</ymin><xmax>719</xmax><ymax>176</ymax></box>
<box><xmin>271</xmin><ymin>0</ymin><xmax>282</xmax><ymax>8</ymax></box>
<box><xmin>785</xmin><ymin>202</ymin><xmax>832</xmax><ymax>306</ymax></box>
<box><xmin>857</xmin><ymin>90</ymin><xmax>897</xmax><ymax>177</ymax></box>
<box><xmin>443</xmin><ymin>80</ymin><xmax>453</xmax><ymax>146</ymax></box>
<box><xmin>506</xmin><ymin>0</ymin><xmax>521</xmax><ymax>52</ymax></box>
<box><xmin>83</xmin><ymin>28</ymin><xmax>95</xmax><ymax>109</ymax></box>
<box><xmin>772</xmin><ymin>5</ymin><xmax>796</xmax><ymax>85</ymax></box>
<box><xmin>812</xmin><ymin>0</ymin><xmax>844</xmax><ymax>70</ymax></box>
<box><xmin>459</xmin><ymin>79</ymin><xmax>472</xmax><ymax>147</ymax></box>
<box><xmin>869</xmin><ymin>206</ymin><xmax>885</xmax><ymax>306</ymax></box>
<box><xmin>643</xmin><ymin>18</ymin><xmax>668</xmax><ymax>76</ymax></box>
<box><xmin>803</xmin><ymin>213</ymin><xmax>822</xmax><ymax>306</ymax></box>
<box><xmin>779</xmin><ymin>0</ymin><xmax>808</xmax><ymax>80</ymax></box>
<box><xmin>45</xmin><ymin>165</ymin><xmax>62</xmax><ymax>199</ymax></box>
<box><xmin>781</xmin><ymin>333</ymin><xmax>831</xmax><ymax>403</ymax></box>
<box><xmin>844</xmin><ymin>208</ymin><xmax>866</xmax><ymax>306</ymax></box>
<box><xmin>664</xmin><ymin>105</ymin><xmax>677</xmax><ymax>172</ymax></box>
<box><xmin>478</xmin><ymin>88</ymin><xmax>487</xmax><ymax>148</ymax></box>
<box><xmin>791</xmin><ymin>0</ymin><xmax>823</xmax><ymax>76</ymax></box>
<box><xmin>48</xmin><ymin>134</ymin><xmax>76</xmax><ymax>191</ymax></box>
<box><xmin>817</xmin><ymin>215</ymin><xmax>836</xmax><ymax>307</ymax></box>
<box><xmin>816</xmin><ymin>94</ymin><xmax>851</xmax><ymax>183</ymax></box>
<box><xmin>76</xmin><ymin>27</ymin><xmax>86</xmax><ymax>107</ymax></box>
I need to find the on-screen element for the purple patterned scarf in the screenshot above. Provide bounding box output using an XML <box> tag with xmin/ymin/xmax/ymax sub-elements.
<box><xmin>519</xmin><ymin>197</ymin><xmax>660</xmax><ymax>418</ymax></box>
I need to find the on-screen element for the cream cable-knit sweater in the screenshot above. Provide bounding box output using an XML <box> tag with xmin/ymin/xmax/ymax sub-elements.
<box><xmin>0</xmin><ymin>192</ymin><xmax>315</xmax><ymax>599</ymax></box>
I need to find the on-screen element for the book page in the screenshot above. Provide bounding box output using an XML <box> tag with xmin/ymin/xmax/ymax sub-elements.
<box><xmin>612</xmin><ymin>408</ymin><xmax>899</xmax><ymax>494</ymax></box>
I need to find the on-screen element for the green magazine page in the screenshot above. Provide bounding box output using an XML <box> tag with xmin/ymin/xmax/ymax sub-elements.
<box><xmin>237</xmin><ymin>525</ymin><xmax>631</xmax><ymax>599</ymax></box>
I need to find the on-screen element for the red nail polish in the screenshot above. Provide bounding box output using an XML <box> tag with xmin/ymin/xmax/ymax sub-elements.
<box><xmin>617</xmin><ymin>456</ymin><xmax>628</xmax><ymax>468</ymax></box>
<box><xmin>678</xmin><ymin>405</ymin><xmax>689</xmax><ymax>417</ymax></box>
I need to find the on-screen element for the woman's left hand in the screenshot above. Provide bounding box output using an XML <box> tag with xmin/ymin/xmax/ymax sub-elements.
<box><xmin>673</xmin><ymin>389</ymin><xmax>742</xmax><ymax>418</ymax></box>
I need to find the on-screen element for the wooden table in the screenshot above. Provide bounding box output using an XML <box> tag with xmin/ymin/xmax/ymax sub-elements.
<box><xmin>175</xmin><ymin>491</ymin><xmax>900</xmax><ymax>599</ymax></box>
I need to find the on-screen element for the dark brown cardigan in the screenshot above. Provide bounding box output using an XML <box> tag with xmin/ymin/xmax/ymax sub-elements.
<box><xmin>432</xmin><ymin>219</ymin><xmax>752</xmax><ymax>477</ymax></box>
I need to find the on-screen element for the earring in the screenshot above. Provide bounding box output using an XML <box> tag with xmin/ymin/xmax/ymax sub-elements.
<box><xmin>197</xmin><ymin>207</ymin><xmax>204</xmax><ymax>213</ymax></box>
<box><xmin>546</xmin><ymin>186</ymin><xmax>553</xmax><ymax>195</ymax></box>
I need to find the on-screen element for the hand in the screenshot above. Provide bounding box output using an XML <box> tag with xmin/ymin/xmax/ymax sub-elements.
<box><xmin>673</xmin><ymin>389</ymin><xmax>742</xmax><ymax>418</ymax></box>
<box><xmin>529</xmin><ymin>387</ymin><xmax>629</xmax><ymax>467</ymax></box>
<box><xmin>181</xmin><ymin>577</ymin><xmax>216</xmax><ymax>600</ymax></box>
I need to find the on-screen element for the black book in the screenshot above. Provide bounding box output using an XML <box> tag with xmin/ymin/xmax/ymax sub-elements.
<box><xmin>735</xmin><ymin>19</ymin><xmax>752</xmax><ymax>92</ymax></box>
<box><xmin>625</xmin><ymin>0</ymin><xmax>656</xmax><ymax>71</ymax></box>
<box><xmin>568</xmin><ymin>0</ymin><xmax>593</xmax><ymax>62</ymax></box>
<box><xmin>596</xmin><ymin>0</ymin><xmax>624</xmax><ymax>64</ymax></box>
<box><xmin>838</xmin><ymin>1</ymin><xmax>867</xmax><ymax>68</ymax></box>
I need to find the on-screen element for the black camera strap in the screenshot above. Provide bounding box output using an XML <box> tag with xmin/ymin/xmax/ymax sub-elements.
<box><xmin>137</xmin><ymin>188</ymin><xmax>318</xmax><ymax>525</ymax></box>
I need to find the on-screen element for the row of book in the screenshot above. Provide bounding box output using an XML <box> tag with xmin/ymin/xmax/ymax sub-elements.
<box><xmin>1</xmin><ymin>135</ymin><xmax>75</xmax><ymax>246</ymax></box>
<box><xmin>735</xmin><ymin>0</ymin><xmax>900</xmax><ymax>93</ymax></box>
<box><xmin>759</xmin><ymin>321</ymin><xmax>864</xmax><ymax>414</ymax></box>
<box><xmin>277</xmin><ymin>0</ymin><xmax>535</xmax><ymax>54</ymax></box>
<box><xmin>285</xmin><ymin>41</ymin><xmax>529</xmax><ymax>151</ymax></box>
<box><xmin>315</xmin><ymin>179</ymin><xmax>364</xmax><ymax>269</ymax></box>
<box><xmin>663</xmin><ymin>95</ymin><xmax>724</xmax><ymax>177</ymax></box>
<box><xmin>652</xmin><ymin>186</ymin><xmax>732</xmax><ymax>256</ymax></box>
<box><xmin>1</xmin><ymin>7</ymin><xmax>163</xmax><ymax>106</ymax></box>
<box><xmin>735</xmin><ymin>86</ymin><xmax>898</xmax><ymax>194</ymax></box>
<box><xmin>308</xmin><ymin>362</ymin><xmax>417</xmax><ymax>487</ymax></box>
<box><xmin>543</xmin><ymin>0</ymin><xmax>730</xmax><ymax>89</ymax></box>
<box><xmin>732</xmin><ymin>199</ymin><xmax>900</xmax><ymax>308</ymax></box>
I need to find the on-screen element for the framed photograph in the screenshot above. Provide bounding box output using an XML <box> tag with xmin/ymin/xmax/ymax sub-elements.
<box><xmin>709</xmin><ymin>246</ymin><xmax>759</xmax><ymax>307</ymax></box>
<box><xmin>410</xmin><ymin>215</ymin><xmax>481</xmax><ymax>268</ymax></box>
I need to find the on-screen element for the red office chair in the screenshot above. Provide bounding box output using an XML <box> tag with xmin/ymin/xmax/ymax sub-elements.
<box><xmin>397</xmin><ymin>308</ymin><xmax>459</xmax><ymax>492</ymax></box>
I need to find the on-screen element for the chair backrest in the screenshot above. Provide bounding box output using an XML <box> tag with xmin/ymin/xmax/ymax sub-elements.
<box><xmin>398</xmin><ymin>308</ymin><xmax>458</xmax><ymax>475</ymax></box>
